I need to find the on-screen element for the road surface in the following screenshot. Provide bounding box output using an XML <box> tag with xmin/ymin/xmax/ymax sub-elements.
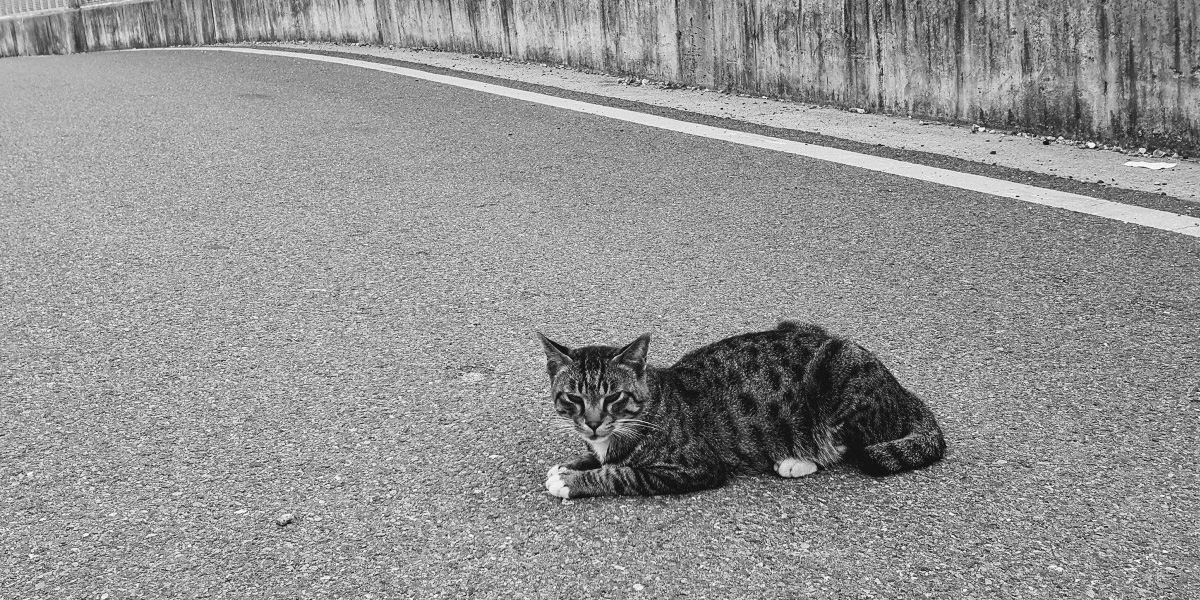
<box><xmin>1</xmin><ymin>49</ymin><xmax>1197</xmax><ymax>599</ymax></box>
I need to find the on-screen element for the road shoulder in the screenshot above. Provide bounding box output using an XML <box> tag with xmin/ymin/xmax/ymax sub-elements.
<box><xmin>226</xmin><ymin>41</ymin><xmax>1200</xmax><ymax>219</ymax></box>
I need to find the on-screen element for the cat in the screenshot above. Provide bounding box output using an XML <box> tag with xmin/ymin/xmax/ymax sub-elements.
<box><xmin>538</xmin><ymin>321</ymin><xmax>946</xmax><ymax>498</ymax></box>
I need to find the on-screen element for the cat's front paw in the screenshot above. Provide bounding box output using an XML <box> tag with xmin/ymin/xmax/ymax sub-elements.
<box><xmin>545</xmin><ymin>465</ymin><xmax>573</xmax><ymax>498</ymax></box>
<box><xmin>775</xmin><ymin>457</ymin><xmax>819</xmax><ymax>478</ymax></box>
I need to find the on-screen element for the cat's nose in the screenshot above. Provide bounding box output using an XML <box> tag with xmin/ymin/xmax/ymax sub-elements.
<box><xmin>584</xmin><ymin>420</ymin><xmax>603</xmax><ymax>433</ymax></box>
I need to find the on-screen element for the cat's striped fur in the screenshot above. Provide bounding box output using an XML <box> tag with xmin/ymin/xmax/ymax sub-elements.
<box><xmin>540</xmin><ymin>321</ymin><xmax>946</xmax><ymax>498</ymax></box>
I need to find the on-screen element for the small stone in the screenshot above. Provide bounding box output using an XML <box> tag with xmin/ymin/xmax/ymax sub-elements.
<box><xmin>1086</xmin><ymin>142</ymin><xmax>1097</xmax><ymax>149</ymax></box>
<box><xmin>633</xmin><ymin>584</ymin><xmax>645</xmax><ymax>591</ymax></box>
<box><xmin>276</xmin><ymin>513</ymin><xmax>296</xmax><ymax>527</ymax></box>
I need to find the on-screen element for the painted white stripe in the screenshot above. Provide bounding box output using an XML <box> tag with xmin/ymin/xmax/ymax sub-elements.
<box><xmin>178</xmin><ymin>47</ymin><xmax>1200</xmax><ymax>239</ymax></box>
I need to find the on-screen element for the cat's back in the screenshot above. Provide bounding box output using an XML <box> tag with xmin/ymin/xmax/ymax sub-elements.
<box><xmin>669</xmin><ymin>321</ymin><xmax>831</xmax><ymax>383</ymax></box>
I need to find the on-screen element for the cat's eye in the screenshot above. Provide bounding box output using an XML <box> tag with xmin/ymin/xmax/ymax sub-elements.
<box><xmin>602</xmin><ymin>393</ymin><xmax>625</xmax><ymax>405</ymax></box>
<box><xmin>603</xmin><ymin>393</ymin><xmax>631</xmax><ymax>411</ymax></box>
<box><xmin>558</xmin><ymin>393</ymin><xmax>584</xmax><ymax>406</ymax></box>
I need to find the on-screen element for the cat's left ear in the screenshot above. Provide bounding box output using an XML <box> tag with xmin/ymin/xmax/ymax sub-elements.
<box><xmin>536</xmin><ymin>332</ymin><xmax>574</xmax><ymax>375</ymax></box>
<box><xmin>612</xmin><ymin>333</ymin><xmax>650</xmax><ymax>375</ymax></box>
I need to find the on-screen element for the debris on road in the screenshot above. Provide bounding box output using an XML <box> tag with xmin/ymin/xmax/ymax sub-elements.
<box><xmin>275</xmin><ymin>513</ymin><xmax>296</xmax><ymax>527</ymax></box>
<box><xmin>1123</xmin><ymin>161</ymin><xmax>1177</xmax><ymax>170</ymax></box>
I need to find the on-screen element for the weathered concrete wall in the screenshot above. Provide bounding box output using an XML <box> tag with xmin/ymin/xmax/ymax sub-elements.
<box><xmin>377</xmin><ymin>1</ymin><xmax>678</xmax><ymax>80</ymax></box>
<box><xmin>0</xmin><ymin>8</ymin><xmax>78</xmax><ymax>55</ymax></box>
<box><xmin>667</xmin><ymin>0</ymin><xmax>1200</xmax><ymax>153</ymax></box>
<box><xmin>1</xmin><ymin>0</ymin><xmax>1197</xmax><ymax>152</ymax></box>
<box><xmin>78</xmin><ymin>0</ymin><xmax>174</xmax><ymax>50</ymax></box>
<box><xmin>2</xmin><ymin>0</ymin><xmax>381</xmax><ymax>54</ymax></box>
<box><xmin>69</xmin><ymin>0</ymin><xmax>380</xmax><ymax>50</ymax></box>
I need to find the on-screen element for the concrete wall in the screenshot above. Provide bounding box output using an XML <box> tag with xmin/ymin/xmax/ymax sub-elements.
<box><xmin>66</xmin><ymin>0</ymin><xmax>380</xmax><ymax>50</ymax></box>
<box><xmin>1</xmin><ymin>0</ymin><xmax>1197</xmax><ymax>153</ymax></box>
<box><xmin>0</xmin><ymin>8</ymin><xmax>78</xmax><ymax>55</ymax></box>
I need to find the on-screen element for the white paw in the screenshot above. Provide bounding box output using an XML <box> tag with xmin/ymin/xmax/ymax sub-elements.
<box><xmin>545</xmin><ymin>469</ymin><xmax>570</xmax><ymax>498</ymax></box>
<box><xmin>775</xmin><ymin>457</ymin><xmax>819</xmax><ymax>478</ymax></box>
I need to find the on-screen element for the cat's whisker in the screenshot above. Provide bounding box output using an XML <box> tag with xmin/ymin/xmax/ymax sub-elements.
<box><xmin>613</xmin><ymin>428</ymin><xmax>640</xmax><ymax>440</ymax></box>
<box><xmin>621</xmin><ymin>418</ymin><xmax>658</xmax><ymax>426</ymax></box>
<box><xmin>619</xmin><ymin>419</ymin><xmax>662</xmax><ymax>432</ymax></box>
<box><xmin>616</xmin><ymin>427</ymin><xmax>648</xmax><ymax>438</ymax></box>
<box><xmin>612</xmin><ymin>423</ymin><xmax>652</xmax><ymax>441</ymax></box>
<box><xmin>550</xmin><ymin>418</ymin><xmax>578</xmax><ymax>435</ymax></box>
<box><xmin>611</xmin><ymin>426</ymin><xmax>636</xmax><ymax>440</ymax></box>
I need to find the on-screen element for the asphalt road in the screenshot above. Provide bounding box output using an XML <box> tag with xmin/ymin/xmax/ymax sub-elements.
<box><xmin>1</xmin><ymin>49</ymin><xmax>1197</xmax><ymax>599</ymax></box>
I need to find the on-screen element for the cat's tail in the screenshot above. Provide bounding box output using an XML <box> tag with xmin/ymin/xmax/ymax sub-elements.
<box><xmin>856</xmin><ymin>404</ymin><xmax>946</xmax><ymax>476</ymax></box>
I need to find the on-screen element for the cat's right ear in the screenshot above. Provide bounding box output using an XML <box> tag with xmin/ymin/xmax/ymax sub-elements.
<box><xmin>612</xmin><ymin>333</ymin><xmax>650</xmax><ymax>375</ymax></box>
<box><xmin>536</xmin><ymin>332</ymin><xmax>574</xmax><ymax>375</ymax></box>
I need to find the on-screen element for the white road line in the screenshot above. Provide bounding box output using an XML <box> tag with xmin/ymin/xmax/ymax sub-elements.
<box><xmin>179</xmin><ymin>46</ymin><xmax>1200</xmax><ymax>239</ymax></box>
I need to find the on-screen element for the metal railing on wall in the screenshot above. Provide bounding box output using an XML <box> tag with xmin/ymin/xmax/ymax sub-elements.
<box><xmin>1</xmin><ymin>0</ymin><xmax>124</xmax><ymax>17</ymax></box>
<box><xmin>0</xmin><ymin>0</ymin><xmax>69</xmax><ymax>16</ymax></box>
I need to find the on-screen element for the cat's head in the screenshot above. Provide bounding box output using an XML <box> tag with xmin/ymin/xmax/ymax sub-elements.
<box><xmin>536</xmin><ymin>332</ymin><xmax>652</xmax><ymax>443</ymax></box>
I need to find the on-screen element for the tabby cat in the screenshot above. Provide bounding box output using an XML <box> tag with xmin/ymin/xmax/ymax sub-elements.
<box><xmin>539</xmin><ymin>321</ymin><xmax>945</xmax><ymax>498</ymax></box>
